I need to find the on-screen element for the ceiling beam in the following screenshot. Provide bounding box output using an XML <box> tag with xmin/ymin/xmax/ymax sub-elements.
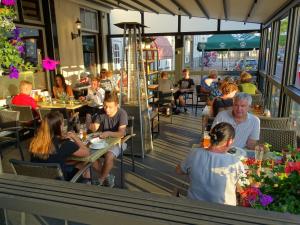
<box><xmin>244</xmin><ymin>0</ymin><xmax>257</xmax><ymax>24</ymax></box>
<box><xmin>223</xmin><ymin>0</ymin><xmax>228</xmax><ymax>20</ymax></box>
<box><xmin>115</xmin><ymin>0</ymin><xmax>143</xmax><ymax>12</ymax></box>
<box><xmin>150</xmin><ymin>0</ymin><xmax>176</xmax><ymax>16</ymax></box>
<box><xmin>130</xmin><ymin>0</ymin><xmax>159</xmax><ymax>14</ymax></box>
<box><xmin>100</xmin><ymin>0</ymin><xmax>129</xmax><ymax>11</ymax></box>
<box><xmin>194</xmin><ymin>0</ymin><xmax>209</xmax><ymax>19</ymax></box>
<box><xmin>86</xmin><ymin>0</ymin><xmax>114</xmax><ymax>10</ymax></box>
<box><xmin>170</xmin><ymin>0</ymin><xmax>192</xmax><ymax>18</ymax></box>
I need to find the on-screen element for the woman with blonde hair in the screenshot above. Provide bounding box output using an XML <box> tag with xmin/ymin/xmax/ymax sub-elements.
<box><xmin>238</xmin><ymin>71</ymin><xmax>258</xmax><ymax>95</ymax></box>
<box><xmin>30</xmin><ymin>111</ymin><xmax>90</xmax><ymax>180</ymax></box>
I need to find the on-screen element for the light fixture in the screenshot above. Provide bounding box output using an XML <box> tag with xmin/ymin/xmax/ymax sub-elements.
<box><xmin>71</xmin><ymin>18</ymin><xmax>82</xmax><ymax>40</ymax></box>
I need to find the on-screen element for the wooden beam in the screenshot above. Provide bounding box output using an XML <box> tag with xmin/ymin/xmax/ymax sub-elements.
<box><xmin>86</xmin><ymin>0</ymin><xmax>114</xmax><ymax>10</ymax></box>
<box><xmin>194</xmin><ymin>0</ymin><xmax>209</xmax><ymax>19</ymax></box>
<box><xmin>170</xmin><ymin>0</ymin><xmax>192</xmax><ymax>18</ymax></box>
<box><xmin>130</xmin><ymin>0</ymin><xmax>159</xmax><ymax>14</ymax></box>
<box><xmin>223</xmin><ymin>0</ymin><xmax>228</xmax><ymax>20</ymax></box>
<box><xmin>150</xmin><ymin>0</ymin><xmax>176</xmax><ymax>16</ymax></box>
<box><xmin>100</xmin><ymin>0</ymin><xmax>129</xmax><ymax>11</ymax></box>
<box><xmin>244</xmin><ymin>0</ymin><xmax>257</xmax><ymax>24</ymax></box>
<box><xmin>115</xmin><ymin>0</ymin><xmax>143</xmax><ymax>12</ymax></box>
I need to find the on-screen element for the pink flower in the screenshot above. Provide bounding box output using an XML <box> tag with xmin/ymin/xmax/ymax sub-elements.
<box><xmin>285</xmin><ymin>162</ymin><xmax>300</xmax><ymax>174</ymax></box>
<box><xmin>42</xmin><ymin>58</ymin><xmax>60</xmax><ymax>71</ymax></box>
<box><xmin>1</xmin><ymin>0</ymin><xmax>15</xmax><ymax>6</ymax></box>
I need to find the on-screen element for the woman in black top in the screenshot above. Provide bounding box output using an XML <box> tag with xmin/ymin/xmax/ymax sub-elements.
<box><xmin>211</xmin><ymin>82</ymin><xmax>238</xmax><ymax>117</ymax></box>
<box><xmin>30</xmin><ymin>111</ymin><xmax>90</xmax><ymax>179</ymax></box>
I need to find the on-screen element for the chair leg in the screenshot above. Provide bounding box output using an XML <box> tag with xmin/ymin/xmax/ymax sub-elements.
<box><xmin>16</xmin><ymin>131</ymin><xmax>24</xmax><ymax>161</ymax></box>
<box><xmin>130</xmin><ymin>138</ymin><xmax>135</xmax><ymax>172</ymax></box>
<box><xmin>120</xmin><ymin>145</ymin><xmax>124</xmax><ymax>188</ymax></box>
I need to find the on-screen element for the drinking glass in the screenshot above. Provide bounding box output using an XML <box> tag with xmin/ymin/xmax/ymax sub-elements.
<box><xmin>255</xmin><ymin>144</ymin><xmax>264</xmax><ymax>162</ymax></box>
<box><xmin>203</xmin><ymin>131</ymin><xmax>211</xmax><ymax>148</ymax></box>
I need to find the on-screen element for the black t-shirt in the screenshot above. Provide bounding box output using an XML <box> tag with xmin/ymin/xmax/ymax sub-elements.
<box><xmin>31</xmin><ymin>137</ymin><xmax>79</xmax><ymax>177</ymax></box>
<box><xmin>212</xmin><ymin>97</ymin><xmax>233</xmax><ymax>117</ymax></box>
<box><xmin>95</xmin><ymin>108</ymin><xmax>128</xmax><ymax>132</ymax></box>
<box><xmin>178</xmin><ymin>78</ymin><xmax>195</xmax><ymax>89</ymax></box>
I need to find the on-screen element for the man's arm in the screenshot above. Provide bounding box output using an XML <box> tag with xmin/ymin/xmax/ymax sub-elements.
<box><xmin>247</xmin><ymin>116</ymin><xmax>260</xmax><ymax>150</ymax></box>
<box><xmin>246</xmin><ymin>139</ymin><xmax>257</xmax><ymax>150</ymax></box>
<box><xmin>100</xmin><ymin>125</ymin><xmax>126</xmax><ymax>138</ymax></box>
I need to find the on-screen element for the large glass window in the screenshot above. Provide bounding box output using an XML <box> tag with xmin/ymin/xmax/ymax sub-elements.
<box><xmin>275</xmin><ymin>17</ymin><xmax>288</xmax><ymax>80</ymax></box>
<box><xmin>110</xmin><ymin>9</ymin><xmax>141</xmax><ymax>35</ymax></box>
<box><xmin>295</xmin><ymin>46</ymin><xmax>300</xmax><ymax>89</ymax></box>
<box><xmin>80</xmin><ymin>8</ymin><xmax>98</xmax><ymax>32</ymax></box>
<box><xmin>290</xmin><ymin>101</ymin><xmax>300</xmax><ymax>137</ymax></box>
<box><xmin>82</xmin><ymin>35</ymin><xmax>97</xmax><ymax>74</ymax></box>
<box><xmin>181</xmin><ymin>17</ymin><xmax>217</xmax><ymax>32</ymax></box>
<box><xmin>184</xmin><ymin>34</ymin><xmax>259</xmax><ymax>71</ymax></box>
<box><xmin>221</xmin><ymin>20</ymin><xmax>260</xmax><ymax>31</ymax></box>
<box><xmin>144</xmin><ymin>13</ymin><xmax>177</xmax><ymax>33</ymax></box>
<box><xmin>111</xmin><ymin>38</ymin><xmax>123</xmax><ymax>70</ymax></box>
<box><xmin>21</xmin><ymin>0</ymin><xmax>42</xmax><ymax>23</ymax></box>
<box><xmin>270</xmin><ymin>86</ymin><xmax>280</xmax><ymax>116</ymax></box>
<box><xmin>265</xmin><ymin>27</ymin><xmax>271</xmax><ymax>72</ymax></box>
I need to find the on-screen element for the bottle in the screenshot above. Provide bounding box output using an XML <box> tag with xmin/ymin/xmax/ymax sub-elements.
<box><xmin>203</xmin><ymin>131</ymin><xmax>211</xmax><ymax>148</ymax></box>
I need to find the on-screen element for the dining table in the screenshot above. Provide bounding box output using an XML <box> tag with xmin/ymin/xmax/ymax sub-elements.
<box><xmin>38</xmin><ymin>100</ymin><xmax>87</xmax><ymax>111</ymax></box>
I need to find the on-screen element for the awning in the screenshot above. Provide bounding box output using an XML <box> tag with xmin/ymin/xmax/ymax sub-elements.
<box><xmin>197</xmin><ymin>34</ymin><xmax>261</xmax><ymax>51</ymax></box>
<box><xmin>151</xmin><ymin>36</ymin><xmax>173</xmax><ymax>60</ymax></box>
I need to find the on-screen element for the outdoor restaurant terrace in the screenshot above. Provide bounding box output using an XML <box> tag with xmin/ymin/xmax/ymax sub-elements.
<box><xmin>0</xmin><ymin>0</ymin><xmax>300</xmax><ymax>224</ymax></box>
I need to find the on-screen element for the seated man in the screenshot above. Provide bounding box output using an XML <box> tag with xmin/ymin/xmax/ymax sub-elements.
<box><xmin>173</xmin><ymin>69</ymin><xmax>195</xmax><ymax>112</ymax></box>
<box><xmin>211</xmin><ymin>92</ymin><xmax>260</xmax><ymax>150</ymax></box>
<box><xmin>12</xmin><ymin>80</ymin><xmax>38</xmax><ymax>116</ymax></box>
<box><xmin>81</xmin><ymin>78</ymin><xmax>105</xmax><ymax>107</ymax></box>
<box><xmin>89</xmin><ymin>92</ymin><xmax>128</xmax><ymax>187</ymax></box>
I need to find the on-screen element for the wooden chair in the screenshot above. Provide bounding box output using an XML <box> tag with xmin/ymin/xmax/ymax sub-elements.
<box><xmin>260</xmin><ymin>128</ymin><xmax>297</xmax><ymax>151</ymax></box>
<box><xmin>10</xmin><ymin>105</ymin><xmax>38</xmax><ymax>133</ymax></box>
<box><xmin>195</xmin><ymin>85</ymin><xmax>208</xmax><ymax>115</ymax></box>
<box><xmin>10</xmin><ymin>159</ymin><xmax>91</xmax><ymax>183</ymax></box>
<box><xmin>120</xmin><ymin>116</ymin><xmax>136</xmax><ymax>188</ymax></box>
<box><xmin>0</xmin><ymin>110</ymin><xmax>24</xmax><ymax>160</ymax></box>
<box><xmin>259</xmin><ymin>116</ymin><xmax>293</xmax><ymax>130</ymax></box>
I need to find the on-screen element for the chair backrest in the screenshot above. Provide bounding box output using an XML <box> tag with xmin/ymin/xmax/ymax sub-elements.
<box><xmin>260</xmin><ymin>128</ymin><xmax>297</xmax><ymax>151</ymax></box>
<box><xmin>196</xmin><ymin>85</ymin><xmax>202</xmax><ymax>94</ymax></box>
<box><xmin>0</xmin><ymin>110</ymin><xmax>20</xmax><ymax>129</ymax></box>
<box><xmin>157</xmin><ymin>91</ymin><xmax>173</xmax><ymax>105</ymax></box>
<box><xmin>38</xmin><ymin>108</ymin><xmax>52</xmax><ymax>119</ymax></box>
<box><xmin>10</xmin><ymin>159</ymin><xmax>65</xmax><ymax>180</ymax></box>
<box><xmin>10</xmin><ymin>105</ymin><xmax>34</xmax><ymax>122</ymax></box>
<box><xmin>127</xmin><ymin>116</ymin><xmax>134</xmax><ymax>135</ymax></box>
<box><xmin>259</xmin><ymin>116</ymin><xmax>293</xmax><ymax>129</ymax></box>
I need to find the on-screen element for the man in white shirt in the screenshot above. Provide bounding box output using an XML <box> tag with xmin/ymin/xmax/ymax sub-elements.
<box><xmin>212</xmin><ymin>92</ymin><xmax>260</xmax><ymax>149</ymax></box>
<box><xmin>83</xmin><ymin>78</ymin><xmax>105</xmax><ymax>107</ymax></box>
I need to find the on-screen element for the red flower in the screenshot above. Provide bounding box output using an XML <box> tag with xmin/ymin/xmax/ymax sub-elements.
<box><xmin>240</xmin><ymin>187</ymin><xmax>261</xmax><ymax>206</ymax></box>
<box><xmin>243</xmin><ymin>158</ymin><xmax>258</xmax><ymax>166</ymax></box>
<box><xmin>285</xmin><ymin>162</ymin><xmax>300</xmax><ymax>174</ymax></box>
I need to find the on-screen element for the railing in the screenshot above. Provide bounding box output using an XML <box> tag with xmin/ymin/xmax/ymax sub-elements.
<box><xmin>0</xmin><ymin>173</ymin><xmax>299</xmax><ymax>225</ymax></box>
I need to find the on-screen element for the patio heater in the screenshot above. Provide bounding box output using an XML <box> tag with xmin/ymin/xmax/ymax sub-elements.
<box><xmin>114</xmin><ymin>22</ymin><xmax>153</xmax><ymax>157</ymax></box>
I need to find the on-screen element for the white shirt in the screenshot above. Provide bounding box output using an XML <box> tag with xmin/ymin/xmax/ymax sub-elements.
<box><xmin>181</xmin><ymin>148</ymin><xmax>245</xmax><ymax>206</ymax></box>
<box><xmin>212</xmin><ymin>110</ymin><xmax>260</xmax><ymax>148</ymax></box>
<box><xmin>86</xmin><ymin>87</ymin><xmax>105</xmax><ymax>107</ymax></box>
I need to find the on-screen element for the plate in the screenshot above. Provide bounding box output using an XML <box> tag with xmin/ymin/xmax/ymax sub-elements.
<box><xmin>90</xmin><ymin>142</ymin><xmax>108</xmax><ymax>149</ymax></box>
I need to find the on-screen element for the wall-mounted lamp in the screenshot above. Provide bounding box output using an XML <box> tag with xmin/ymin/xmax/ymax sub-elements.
<box><xmin>71</xmin><ymin>18</ymin><xmax>82</xmax><ymax>40</ymax></box>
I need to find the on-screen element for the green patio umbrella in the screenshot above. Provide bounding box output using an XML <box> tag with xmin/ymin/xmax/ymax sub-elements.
<box><xmin>197</xmin><ymin>34</ymin><xmax>260</xmax><ymax>51</ymax></box>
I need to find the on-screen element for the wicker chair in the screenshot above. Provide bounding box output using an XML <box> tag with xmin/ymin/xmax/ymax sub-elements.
<box><xmin>10</xmin><ymin>105</ymin><xmax>38</xmax><ymax>132</ymax></box>
<box><xmin>259</xmin><ymin>116</ymin><xmax>293</xmax><ymax>129</ymax></box>
<box><xmin>37</xmin><ymin>108</ymin><xmax>52</xmax><ymax>119</ymax></box>
<box><xmin>260</xmin><ymin>128</ymin><xmax>297</xmax><ymax>151</ymax></box>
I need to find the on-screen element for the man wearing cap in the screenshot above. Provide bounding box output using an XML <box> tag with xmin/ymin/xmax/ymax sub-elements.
<box><xmin>173</xmin><ymin>69</ymin><xmax>195</xmax><ymax>113</ymax></box>
<box><xmin>238</xmin><ymin>72</ymin><xmax>258</xmax><ymax>95</ymax></box>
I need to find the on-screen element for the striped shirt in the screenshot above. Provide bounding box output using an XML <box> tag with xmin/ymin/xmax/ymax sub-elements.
<box><xmin>212</xmin><ymin>110</ymin><xmax>260</xmax><ymax>148</ymax></box>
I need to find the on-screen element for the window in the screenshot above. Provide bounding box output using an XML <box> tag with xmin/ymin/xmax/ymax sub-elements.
<box><xmin>80</xmin><ymin>8</ymin><xmax>98</xmax><ymax>32</ymax></box>
<box><xmin>152</xmin><ymin>36</ymin><xmax>175</xmax><ymax>71</ymax></box>
<box><xmin>290</xmin><ymin>100</ymin><xmax>300</xmax><ymax>137</ymax></box>
<box><xmin>144</xmin><ymin>13</ymin><xmax>177</xmax><ymax>33</ymax></box>
<box><xmin>181</xmin><ymin>17</ymin><xmax>217</xmax><ymax>32</ymax></box>
<box><xmin>21</xmin><ymin>0</ymin><xmax>42</xmax><ymax>23</ymax></box>
<box><xmin>220</xmin><ymin>20</ymin><xmax>260</xmax><ymax>31</ymax></box>
<box><xmin>275</xmin><ymin>17</ymin><xmax>288</xmax><ymax>80</ymax></box>
<box><xmin>295</xmin><ymin>46</ymin><xmax>300</xmax><ymax>89</ymax></box>
<box><xmin>265</xmin><ymin>27</ymin><xmax>271</xmax><ymax>72</ymax></box>
<box><xmin>82</xmin><ymin>35</ymin><xmax>97</xmax><ymax>74</ymax></box>
<box><xmin>113</xmin><ymin>44</ymin><xmax>120</xmax><ymax>65</ymax></box>
<box><xmin>184</xmin><ymin>34</ymin><xmax>259</xmax><ymax>71</ymax></box>
<box><xmin>270</xmin><ymin>86</ymin><xmax>280</xmax><ymax>116</ymax></box>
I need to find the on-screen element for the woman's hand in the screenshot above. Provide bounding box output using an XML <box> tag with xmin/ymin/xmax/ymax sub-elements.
<box><xmin>65</xmin><ymin>131</ymin><xmax>78</xmax><ymax>141</ymax></box>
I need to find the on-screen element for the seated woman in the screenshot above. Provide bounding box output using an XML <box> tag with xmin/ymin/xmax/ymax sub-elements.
<box><xmin>176</xmin><ymin>122</ymin><xmax>245</xmax><ymax>206</ymax></box>
<box><xmin>200</xmin><ymin>69</ymin><xmax>222</xmax><ymax>97</ymax></box>
<box><xmin>238</xmin><ymin>72</ymin><xmax>258</xmax><ymax>95</ymax></box>
<box><xmin>211</xmin><ymin>82</ymin><xmax>238</xmax><ymax>117</ymax></box>
<box><xmin>53</xmin><ymin>74</ymin><xmax>74</xmax><ymax>99</ymax></box>
<box><xmin>29</xmin><ymin>111</ymin><xmax>95</xmax><ymax>181</ymax></box>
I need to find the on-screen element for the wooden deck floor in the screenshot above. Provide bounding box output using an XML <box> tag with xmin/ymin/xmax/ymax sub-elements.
<box><xmin>0</xmin><ymin>108</ymin><xmax>202</xmax><ymax>197</ymax></box>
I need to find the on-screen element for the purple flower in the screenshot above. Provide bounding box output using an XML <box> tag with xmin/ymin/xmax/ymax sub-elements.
<box><xmin>1</xmin><ymin>0</ymin><xmax>15</xmax><ymax>6</ymax></box>
<box><xmin>42</xmin><ymin>58</ymin><xmax>60</xmax><ymax>71</ymax></box>
<box><xmin>13</xmin><ymin>27</ymin><xmax>21</xmax><ymax>39</ymax></box>
<box><xmin>9</xmin><ymin>66</ymin><xmax>19</xmax><ymax>79</ymax></box>
<box><xmin>259</xmin><ymin>194</ymin><xmax>273</xmax><ymax>207</ymax></box>
<box><xmin>17</xmin><ymin>45</ymin><xmax>24</xmax><ymax>53</ymax></box>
